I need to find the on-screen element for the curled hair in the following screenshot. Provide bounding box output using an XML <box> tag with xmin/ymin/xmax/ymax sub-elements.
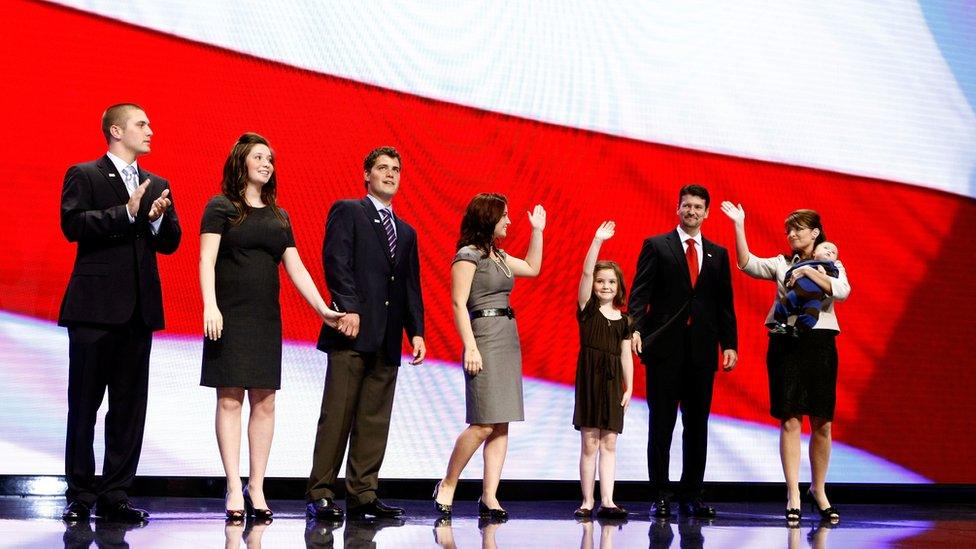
<box><xmin>101</xmin><ymin>103</ymin><xmax>144</xmax><ymax>144</ymax></box>
<box><xmin>221</xmin><ymin>132</ymin><xmax>288</xmax><ymax>227</ymax></box>
<box><xmin>784</xmin><ymin>209</ymin><xmax>826</xmax><ymax>256</ymax></box>
<box><xmin>593</xmin><ymin>260</ymin><xmax>628</xmax><ymax>308</ymax></box>
<box><xmin>457</xmin><ymin>193</ymin><xmax>507</xmax><ymax>256</ymax></box>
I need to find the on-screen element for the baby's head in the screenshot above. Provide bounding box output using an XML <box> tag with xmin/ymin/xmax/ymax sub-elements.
<box><xmin>813</xmin><ymin>241</ymin><xmax>838</xmax><ymax>261</ymax></box>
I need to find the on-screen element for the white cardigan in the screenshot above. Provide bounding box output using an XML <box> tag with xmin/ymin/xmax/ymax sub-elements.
<box><xmin>740</xmin><ymin>254</ymin><xmax>851</xmax><ymax>331</ymax></box>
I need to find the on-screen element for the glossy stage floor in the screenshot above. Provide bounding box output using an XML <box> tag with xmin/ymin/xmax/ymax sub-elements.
<box><xmin>2</xmin><ymin>496</ymin><xmax>974</xmax><ymax>548</ymax></box>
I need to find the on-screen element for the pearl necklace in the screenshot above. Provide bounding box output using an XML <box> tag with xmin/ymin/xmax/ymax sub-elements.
<box><xmin>491</xmin><ymin>254</ymin><xmax>513</xmax><ymax>278</ymax></box>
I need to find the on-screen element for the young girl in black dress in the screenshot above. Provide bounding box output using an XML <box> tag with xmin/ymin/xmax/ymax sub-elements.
<box><xmin>573</xmin><ymin>221</ymin><xmax>634</xmax><ymax>519</ymax></box>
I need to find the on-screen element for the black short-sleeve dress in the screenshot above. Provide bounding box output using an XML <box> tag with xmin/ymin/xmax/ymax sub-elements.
<box><xmin>573</xmin><ymin>298</ymin><xmax>632</xmax><ymax>433</ymax></box>
<box><xmin>200</xmin><ymin>195</ymin><xmax>295</xmax><ymax>390</ymax></box>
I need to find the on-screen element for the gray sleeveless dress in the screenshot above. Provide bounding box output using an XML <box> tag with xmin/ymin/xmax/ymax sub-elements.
<box><xmin>454</xmin><ymin>246</ymin><xmax>524</xmax><ymax>424</ymax></box>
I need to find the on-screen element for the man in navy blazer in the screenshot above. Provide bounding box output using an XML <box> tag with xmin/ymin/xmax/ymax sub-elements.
<box><xmin>58</xmin><ymin>103</ymin><xmax>181</xmax><ymax>523</ymax></box>
<box><xmin>306</xmin><ymin>146</ymin><xmax>425</xmax><ymax>520</ymax></box>
<box><xmin>629</xmin><ymin>184</ymin><xmax>737</xmax><ymax>518</ymax></box>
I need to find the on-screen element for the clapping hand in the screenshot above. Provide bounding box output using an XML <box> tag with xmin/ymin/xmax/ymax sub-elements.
<box><xmin>147</xmin><ymin>187</ymin><xmax>172</xmax><ymax>221</ymax></box>
<box><xmin>126</xmin><ymin>180</ymin><xmax>150</xmax><ymax>218</ymax></box>
<box><xmin>595</xmin><ymin>220</ymin><xmax>615</xmax><ymax>242</ymax></box>
<box><xmin>720</xmin><ymin>201</ymin><xmax>745</xmax><ymax>225</ymax></box>
<box><xmin>527</xmin><ymin>205</ymin><xmax>547</xmax><ymax>231</ymax></box>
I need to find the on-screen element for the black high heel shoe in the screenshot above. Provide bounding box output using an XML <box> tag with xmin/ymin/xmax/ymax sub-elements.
<box><xmin>225</xmin><ymin>489</ymin><xmax>245</xmax><ymax>522</ymax></box>
<box><xmin>785</xmin><ymin>506</ymin><xmax>801</xmax><ymax>522</ymax></box>
<box><xmin>806</xmin><ymin>489</ymin><xmax>839</xmax><ymax>521</ymax></box>
<box><xmin>243</xmin><ymin>485</ymin><xmax>274</xmax><ymax>520</ymax></box>
<box><xmin>432</xmin><ymin>481</ymin><xmax>452</xmax><ymax>517</ymax></box>
<box><xmin>478</xmin><ymin>497</ymin><xmax>508</xmax><ymax>521</ymax></box>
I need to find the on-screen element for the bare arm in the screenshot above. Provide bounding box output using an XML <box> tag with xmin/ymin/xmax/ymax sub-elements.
<box><xmin>451</xmin><ymin>260</ymin><xmax>482</xmax><ymax>374</ymax></box>
<box><xmin>578</xmin><ymin>221</ymin><xmax>615</xmax><ymax>309</ymax></box>
<box><xmin>282</xmin><ymin>247</ymin><xmax>344</xmax><ymax>327</ymax></box>
<box><xmin>720</xmin><ymin>201</ymin><xmax>751</xmax><ymax>269</ymax></box>
<box><xmin>505</xmin><ymin>205</ymin><xmax>546</xmax><ymax>277</ymax></box>
<box><xmin>199</xmin><ymin>233</ymin><xmax>222</xmax><ymax>340</ymax></box>
<box><xmin>620</xmin><ymin>338</ymin><xmax>634</xmax><ymax>413</ymax></box>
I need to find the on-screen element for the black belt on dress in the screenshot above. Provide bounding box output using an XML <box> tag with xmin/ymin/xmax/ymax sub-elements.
<box><xmin>470</xmin><ymin>307</ymin><xmax>515</xmax><ymax>320</ymax></box>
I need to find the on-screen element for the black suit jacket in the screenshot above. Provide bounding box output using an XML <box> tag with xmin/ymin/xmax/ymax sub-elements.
<box><xmin>628</xmin><ymin>229</ymin><xmax>736</xmax><ymax>370</ymax></box>
<box><xmin>58</xmin><ymin>155</ymin><xmax>181</xmax><ymax>330</ymax></box>
<box><xmin>317</xmin><ymin>197</ymin><xmax>424</xmax><ymax>365</ymax></box>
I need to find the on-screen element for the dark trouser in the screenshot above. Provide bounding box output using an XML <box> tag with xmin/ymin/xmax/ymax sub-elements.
<box><xmin>306</xmin><ymin>349</ymin><xmax>399</xmax><ymax>507</ymax></box>
<box><xmin>65</xmin><ymin>321</ymin><xmax>152</xmax><ymax>507</ymax></box>
<box><xmin>645</xmin><ymin>330</ymin><xmax>715</xmax><ymax>501</ymax></box>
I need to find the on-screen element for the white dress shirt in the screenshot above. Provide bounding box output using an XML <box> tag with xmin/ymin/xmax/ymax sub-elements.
<box><xmin>106</xmin><ymin>151</ymin><xmax>163</xmax><ymax>234</ymax></box>
<box><xmin>675</xmin><ymin>225</ymin><xmax>703</xmax><ymax>274</ymax></box>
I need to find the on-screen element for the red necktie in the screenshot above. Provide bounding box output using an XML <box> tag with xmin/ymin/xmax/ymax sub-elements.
<box><xmin>686</xmin><ymin>238</ymin><xmax>698</xmax><ymax>326</ymax></box>
<box><xmin>685</xmin><ymin>238</ymin><xmax>698</xmax><ymax>288</ymax></box>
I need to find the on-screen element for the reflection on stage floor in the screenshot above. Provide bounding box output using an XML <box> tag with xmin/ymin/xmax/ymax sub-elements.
<box><xmin>2</xmin><ymin>496</ymin><xmax>973</xmax><ymax>548</ymax></box>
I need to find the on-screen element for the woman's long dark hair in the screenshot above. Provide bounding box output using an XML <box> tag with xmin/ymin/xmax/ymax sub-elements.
<box><xmin>221</xmin><ymin>132</ymin><xmax>288</xmax><ymax>227</ymax></box>
<box><xmin>457</xmin><ymin>193</ymin><xmax>507</xmax><ymax>256</ymax></box>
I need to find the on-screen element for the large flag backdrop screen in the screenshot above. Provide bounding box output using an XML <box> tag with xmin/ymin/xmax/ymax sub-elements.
<box><xmin>2</xmin><ymin>0</ymin><xmax>974</xmax><ymax>483</ymax></box>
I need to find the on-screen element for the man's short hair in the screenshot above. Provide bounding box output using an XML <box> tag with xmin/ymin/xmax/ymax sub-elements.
<box><xmin>363</xmin><ymin>146</ymin><xmax>401</xmax><ymax>172</ymax></box>
<box><xmin>678</xmin><ymin>184</ymin><xmax>710</xmax><ymax>209</ymax></box>
<box><xmin>101</xmin><ymin>103</ymin><xmax>144</xmax><ymax>144</ymax></box>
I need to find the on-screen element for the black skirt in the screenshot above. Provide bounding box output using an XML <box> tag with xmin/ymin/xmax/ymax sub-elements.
<box><xmin>766</xmin><ymin>329</ymin><xmax>838</xmax><ymax>420</ymax></box>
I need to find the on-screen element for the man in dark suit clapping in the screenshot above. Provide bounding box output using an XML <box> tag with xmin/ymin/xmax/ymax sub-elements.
<box><xmin>58</xmin><ymin>103</ymin><xmax>181</xmax><ymax>523</ymax></box>
<box><xmin>629</xmin><ymin>184</ymin><xmax>737</xmax><ymax>519</ymax></box>
<box><xmin>306</xmin><ymin>146</ymin><xmax>425</xmax><ymax>521</ymax></box>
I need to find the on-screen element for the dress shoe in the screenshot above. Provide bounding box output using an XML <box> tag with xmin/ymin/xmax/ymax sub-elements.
<box><xmin>785</xmin><ymin>506</ymin><xmax>801</xmax><ymax>522</ymax></box>
<box><xmin>650</xmin><ymin>498</ymin><xmax>672</xmax><ymax>518</ymax></box>
<box><xmin>432</xmin><ymin>481</ymin><xmax>452</xmax><ymax>517</ymax></box>
<box><xmin>806</xmin><ymin>489</ymin><xmax>840</xmax><ymax>521</ymax></box>
<box><xmin>478</xmin><ymin>498</ymin><xmax>508</xmax><ymax>521</ymax></box>
<box><xmin>596</xmin><ymin>505</ymin><xmax>628</xmax><ymax>519</ymax></box>
<box><xmin>573</xmin><ymin>507</ymin><xmax>592</xmax><ymax>518</ymax></box>
<box><xmin>225</xmin><ymin>489</ymin><xmax>245</xmax><ymax>522</ymax></box>
<box><xmin>347</xmin><ymin>499</ymin><xmax>404</xmax><ymax>520</ymax></box>
<box><xmin>306</xmin><ymin>498</ymin><xmax>344</xmax><ymax>520</ymax></box>
<box><xmin>62</xmin><ymin>501</ymin><xmax>91</xmax><ymax>522</ymax></box>
<box><xmin>679</xmin><ymin>500</ymin><xmax>716</xmax><ymax>518</ymax></box>
<box><xmin>94</xmin><ymin>501</ymin><xmax>149</xmax><ymax>523</ymax></box>
<box><xmin>243</xmin><ymin>485</ymin><xmax>273</xmax><ymax>520</ymax></box>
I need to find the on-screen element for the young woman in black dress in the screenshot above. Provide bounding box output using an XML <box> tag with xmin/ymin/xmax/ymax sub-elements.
<box><xmin>199</xmin><ymin>133</ymin><xmax>343</xmax><ymax>521</ymax></box>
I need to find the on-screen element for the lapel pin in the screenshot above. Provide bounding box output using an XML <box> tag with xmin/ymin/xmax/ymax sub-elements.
<box><xmin>373</xmin><ymin>219</ymin><xmax>380</xmax><ymax>223</ymax></box>
<box><xmin>108</xmin><ymin>173</ymin><xmax>116</xmax><ymax>177</ymax></box>
<box><xmin>707</xmin><ymin>253</ymin><xmax>713</xmax><ymax>258</ymax></box>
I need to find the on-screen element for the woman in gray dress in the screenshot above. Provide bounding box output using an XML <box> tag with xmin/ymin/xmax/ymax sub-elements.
<box><xmin>432</xmin><ymin>193</ymin><xmax>546</xmax><ymax>520</ymax></box>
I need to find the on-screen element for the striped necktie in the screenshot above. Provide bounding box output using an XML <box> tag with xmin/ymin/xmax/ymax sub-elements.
<box><xmin>122</xmin><ymin>165</ymin><xmax>138</xmax><ymax>196</ymax></box>
<box><xmin>380</xmin><ymin>208</ymin><xmax>397</xmax><ymax>257</ymax></box>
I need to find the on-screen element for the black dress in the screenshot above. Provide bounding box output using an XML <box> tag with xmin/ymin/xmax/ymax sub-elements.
<box><xmin>200</xmin><ymin>195</ymin><xmax>295</xmax><ymax>390</ymax></box>
<box><xmin>573</xmin><ymin>298</ymin><xmax>632</xmax><ymax>433</ymax></box>
<box><xmin>766</xmin><ymin>329</ymin><xmax>838</xmax><ymax>420</ymax></box>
